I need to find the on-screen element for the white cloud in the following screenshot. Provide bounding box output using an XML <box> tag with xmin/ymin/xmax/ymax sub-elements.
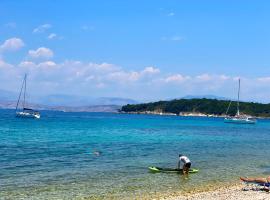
<box><xmin>81</xmin><ymin>25</ymin><xmax>94</xmax><ymax>31</ymax></box>
<box><xmin>90</xmin><ymin>62</ymin><xmax>119</xmax><ymax>72</ymax></box>
<box><xmin>233</xmin><ymin>76</ymin><xmax>241</xmax><ymax>81</ymax></box>
<box><xmin>2</xmin><ymin>55</ymin><xmax>270</xmax><ymax>102</ymax></box>
<box><xmin>196</xmin><ymin>73</ymin><xmax>211</xmax><ymax>81</ymax></box>
<box><xmin>107</xmin><ymin>71</ymin><xmax>140</xmax><ymax>82</ymax></box>
<box><xmin>168</xmin><ymin>12</ymin><xmax>175</xmax><ymax>16</ymax></box>
<box><xmin>0</xmin><ymin>60</ymin><xmax>18</xmax><ymax>87</ymax></box>
<box><xmin>0</xmin><ymin>59</ymin><xmax>13</xmax><ymax>69</ymax></box>
<box><xmin>0</xmin><ymin>56</ymin><xmax>240</xmax><ymax>88</ymax></box>
<box><xmin>219</xmin><ymin>75</ymin><xmax>230</xmax><ymax>80</ymax></box>
<box><xmin>257</xmin><ymin>77</ymin><xmax>270</xmax><ymax>82</ymax></box>
<box><xmin>28</xmin><ymin>47</ymin><xmax>54</xmax><ymax>59</ymax></box>
<box><xmin>171</xmin><ymin>36</ymin><xmax>184</xmax><ymax>41</ymax></box>
<box><xmin>48</xmin><ymin>33</ymin><xmax>57</xmax><ymax>40</ymax></box>
<box><xmin>0</xmin><ymin>38</ymin><xmax>24</xmax><ymax>52</ymax></box>
<box><xmin>18</xmin><ymin>61</ymin><xmax>36</xmax><ymax>68</ymax></box>
<box><xmin>164</xmin><ymin>74</ymin><xmax>190</xmax><ymax>83</ymax></box>
<box><xmin>105</xmin><ymin>66</ymin><xmax>160</xmax><ymax>83</ymax></box>
<box><xmin>142</xmin><ymin>66</ymin><xmax>160</xmax><ymax>74</ymax></box>
<box><xmin>37</xmin><ymin>61</ymin><xmax>57</xmax><ymax>69</ymax></box>
<box><xmin>33</xmin><ymin>24</ymin><xmax>52</xmax><ymax>33</ymax></box>
<box><xmin>47</xmin><ymin>33</ymin><xmax>63</xmax><ymax>40</ymax></box>
<box><xmin>162</xmin><ymin>36</ymin><xmax>184</xmax><ymax>41</ymax></box>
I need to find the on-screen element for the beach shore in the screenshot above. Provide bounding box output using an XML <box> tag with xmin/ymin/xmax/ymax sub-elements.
<box><xmin>162</xmin><ymin>184</ymin><xmax>269</xmax><ymax>200</ymax></box>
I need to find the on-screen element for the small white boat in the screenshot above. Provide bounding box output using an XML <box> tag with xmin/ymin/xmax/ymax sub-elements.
<box><xmin>15</xmin><ymin>74</ymin><xmax>40</xmax><ymax>119</ymax></box>
<box><xmin>224</xmin><ymin>116</ymin><xmax>256</xmax><ymax>124</ymax></box>
<box><xmin>16</xmin><ymin>108</ymin><xmax>40</xmax><ymax>119</ymax></box>
<box><xmin>224</xmin><ymin>79</ymin><xmax>256</xmax><ymax>124</ymax></box>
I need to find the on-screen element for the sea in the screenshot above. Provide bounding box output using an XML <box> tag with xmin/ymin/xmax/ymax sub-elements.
<box><xmin>1</xmin><ymin>109</ymin><xmax>270</xmax><ymax>199</ymax></box>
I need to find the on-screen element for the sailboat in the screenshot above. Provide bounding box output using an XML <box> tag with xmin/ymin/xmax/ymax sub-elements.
<box><xmin>15</xmin><ymin>74</ymin><xmax>40</xmax><ymax>119</ymax></box>
<box><xmin>224</xmin><ymin>79</ymin><xmax>256</xmax><ymax>124</ymax></box>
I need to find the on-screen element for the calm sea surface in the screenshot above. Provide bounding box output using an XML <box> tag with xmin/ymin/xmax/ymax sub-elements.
<box><xmin>1</xmin><ymin>109</ymin><xmax>270</xmax><ymax>199</ymax></box>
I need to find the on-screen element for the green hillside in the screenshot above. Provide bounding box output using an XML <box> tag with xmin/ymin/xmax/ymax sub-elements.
<box><xmin>121</xmin><ymin>98</ymin><xmax>270</xmax><ymax>117</ymax></box>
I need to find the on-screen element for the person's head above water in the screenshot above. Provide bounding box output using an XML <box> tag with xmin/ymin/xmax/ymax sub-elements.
<box><xmin>179</xmin><ymin>154</ymin><xmax>183</xmax><ymax>157</ymax></box>
<box><xmin>93</xmin><ymin>151</ymin><xmax>101</xmax><ymax>156</ymax></box>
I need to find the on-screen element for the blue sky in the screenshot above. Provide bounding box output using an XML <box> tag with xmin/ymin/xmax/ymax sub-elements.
<box><xmin>0</xmin><ymin>0</ymin><xmax>270</xmax><ymax>102</ymax></box>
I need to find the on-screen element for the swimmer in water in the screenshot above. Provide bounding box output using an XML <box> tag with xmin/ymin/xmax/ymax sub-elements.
<box><xmin>93</xmin><ymin>151</ymin><xmax>101</xmax><ymax>156</ymax></box>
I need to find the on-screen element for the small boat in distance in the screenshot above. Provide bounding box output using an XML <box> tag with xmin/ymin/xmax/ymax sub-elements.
<box><xmin>15</xmin><ymin>74</ymin><xmax>40</xmax><ymax>119</ymax></box>
<box><xmin>224</xmin><ymin>79</ymin><xmax>256</xmax><ymax>124</ymax></box>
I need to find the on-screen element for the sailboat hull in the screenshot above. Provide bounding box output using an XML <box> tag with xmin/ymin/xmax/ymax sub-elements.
<box><xmin>224</xmin><ymin>117</ymin><xmax>256</xmax><ymax>124</ymax></box>
<box><xmin>16</xmin><ymin>112</ymin><xmax>40</xmax><ymax>119</ymax></box>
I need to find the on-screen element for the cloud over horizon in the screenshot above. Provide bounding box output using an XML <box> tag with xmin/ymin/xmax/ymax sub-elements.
<box><xmin>0</xmin><ymin>34</ymin><xmax>269</xmax><ymax>102</ymax></box>
<box><xmin>0</xmin><ymin>53</ymin><xmax>270</xmax><ymax>102</ymax></box>
<box><xmin>28</xmin><ymin>47</ymin><xmax>54</xmax><ymax>59</ymax></box>
<box><xmin>1</xmin><ymin>1</ymin><xmax>270</xmax><ymax>102</ymax></box>
<box><xmin>0</xmin><ymin>38</ymin><xmax>24</xmax><ymax>52</ymax></box>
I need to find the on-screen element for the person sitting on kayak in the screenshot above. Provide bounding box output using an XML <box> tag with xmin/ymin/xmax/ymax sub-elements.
<box><xmin>178</xmin><ymin>154</ymin><xmax>191</xmax><ymax>175</ymax></box>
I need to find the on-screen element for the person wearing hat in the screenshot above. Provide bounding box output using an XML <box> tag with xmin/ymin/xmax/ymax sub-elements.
<box><xmin>178</xmin><ymin>154</ymin><xmax>191</xmax><ymax>175</ymax></box>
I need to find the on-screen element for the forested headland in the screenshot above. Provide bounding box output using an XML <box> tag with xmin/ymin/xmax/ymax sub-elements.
<box><xmin>121</xmin><ymin>98</ymin><xmax>270</xmax><ymax>117</ymax></box>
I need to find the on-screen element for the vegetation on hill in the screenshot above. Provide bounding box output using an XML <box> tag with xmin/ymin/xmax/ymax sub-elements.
<box><xmin>121</xmin><ymin>98</ymin><xmax>270</xmax><ymax>117</ymax></box>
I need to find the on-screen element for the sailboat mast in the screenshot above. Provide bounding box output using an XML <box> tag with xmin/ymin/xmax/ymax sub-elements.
<box><xmin>225</xmin><ymin>101</ymin><xmax>232</xmax><ymax>116</ymax></box>
<box><xmin>237</xmin><ymin>78</ymin><xmax>240</xmax><ymax>116</ymax></box>
<box><xmin>15</xmin><ymin>74</ymin><xmax>26</xmax><ymax>112</ymax></box>
<box><xmin>23</xmin><ymin>74</ymin><xmax>27</xmax><ymax>109</ymax></box>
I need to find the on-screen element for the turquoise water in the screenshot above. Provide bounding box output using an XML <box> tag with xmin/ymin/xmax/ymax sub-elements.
<box><xmin>1</xmin><ymin>109</ymin><xmax>270</xmax><ymax>199</ymax></box>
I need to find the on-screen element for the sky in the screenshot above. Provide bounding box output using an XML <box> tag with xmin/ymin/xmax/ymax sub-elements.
<box><xmin>0</xmin><ymin>0</ymin><xmax>270</xmax><ymax>102</ymax></box>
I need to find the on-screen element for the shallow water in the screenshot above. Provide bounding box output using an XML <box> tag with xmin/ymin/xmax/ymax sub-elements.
<box><xmin>1</xmin><ymin>109</ymin><xmax>270</xmax><ymax>199</ymax></box>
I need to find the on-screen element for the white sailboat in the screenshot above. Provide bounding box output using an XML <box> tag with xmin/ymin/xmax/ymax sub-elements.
<box><xmin>224</xmin><ymin>79</ymin><xmax>256</xmax><ymax>124</ymax></box>
<box><xmin>15</xmin><ymin>74</ymin><xmax>40</xmax><ymax>119</ymax></box>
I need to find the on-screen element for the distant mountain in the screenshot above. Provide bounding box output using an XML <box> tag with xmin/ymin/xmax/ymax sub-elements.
<box><xmin>0</xmin><ymin>101</ymin><xmax>121</xmax><ymax>113</ymax></box>
<box><xmin>0</xmin><ymin>88</ymin><xmax>139</xmax><ymax>106</ymax></box>
<box><xmin>95</xmin><ymin>97</ymin><xmax>138</xmax><ymax>106</ymax></box>
<box><xmin>50</xmin><ymin>105</ymin><xmax>121</xmax><ymax>112</ymax></box>
<box><xmin>37</xmin><ymin>95</ymin><xmax>138</xmax><ymax>106</ymax></box>
<box><xmin>0</xmin><ymin>89</ymin><xmax>136</xmax><ymax>112</ymax></box>
<box><xmin>0</xmin><ymin>100</ymin><xmax>50</xmax><ymax>110</ymax></box>
<box><xmin>37</xmin><ymin>94</ymin><xmax>91</xmax><ymax>106</ymax></box>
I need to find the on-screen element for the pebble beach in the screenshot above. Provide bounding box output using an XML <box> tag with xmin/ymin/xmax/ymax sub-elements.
<box><xmin>165</xmin><ymin>184</ymin><xmax>270</xmax><ymax>200</ymax></box>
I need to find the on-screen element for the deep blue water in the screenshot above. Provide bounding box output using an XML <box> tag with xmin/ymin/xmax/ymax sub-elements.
<box><xmin>1</xmin><ymin>109</ymin><xmax>270</xmax><ymax>199</ymax></box>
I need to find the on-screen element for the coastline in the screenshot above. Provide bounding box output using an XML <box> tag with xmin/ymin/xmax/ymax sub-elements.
<box><xmin>120</xmin><ymin>111</ymin><xmax>270</xmax><ymax>119</ymax></box>
<box><xmin>162</xmin><ymin>183</ymin><xmax>270</xmax><ymax>200</ymax></box>
<box><xmin>118</xmin><ymin>181</ymin><xmax>270</xmax><ymax>200</ymax></box>
<box><xmin>121</xmin><ymin>98</ymin><xmax>270</xmax><ymax>118</ymax></box>
<box><xmin>120</xmin><ymin>111</ymin><xmax>231</xmax><ymax>118</ymax></box>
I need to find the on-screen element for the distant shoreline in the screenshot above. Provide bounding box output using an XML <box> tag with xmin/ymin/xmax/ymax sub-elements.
<box><xmin>120</xmin><ymin>111</ymin><xmax>226</xmax><ymax>118</ymax></box>
<box><xmin>3</xmin><ymin>107</ymin><xmax>269</xmax><ymax>119</ymax></box>
<box><xmin>120</xmin><ymin>111</ymin><xmax>270</xmax><ymax>119</ymax></box>
<box><xmin>0</xmin><ymin>104</ymin><xmax>121</xmax><ymax>113</ymax></box>
<box><xmin>121</xmin><ymin>98</ymin><xmax>270</xmax><ymax>118</ymax></box>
